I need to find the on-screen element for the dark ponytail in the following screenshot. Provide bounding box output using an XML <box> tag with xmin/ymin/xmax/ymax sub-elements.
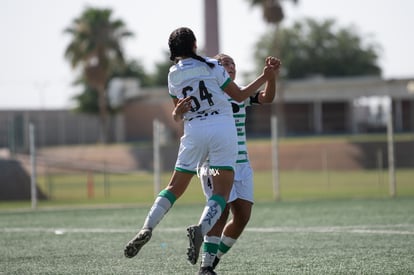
<box><xmin>190</xmin><ymin>53</ymin><xmax>215</xmax><ymax>68</ymax></box>
<box><xmin>168</xmin><ymin>27</ymin><xmax>215</xmax><ymax>68</ymax></box>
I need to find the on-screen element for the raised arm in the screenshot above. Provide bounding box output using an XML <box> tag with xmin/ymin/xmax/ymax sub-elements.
<box><xmin>258</xmin><ymin>57</ymin><xmax>281</xmax><ymax>104</ymax></box>
<box><xmin>223</xmin><ymin>56</ymin><xmax>279</xmax><ymax>102</ymax></box>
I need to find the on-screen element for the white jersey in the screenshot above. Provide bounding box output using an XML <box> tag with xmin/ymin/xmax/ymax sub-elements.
<box><xmin>230</xmin><ymin>97</ymin><xmax>250</xmax><ymax>164</ymax></box>
<box><xmin>201</xmin><ymin>89</ymin><xmax>261</xmax><ymax>202</ymax></box>
<box><xmin>168</xmin><ymin>57</ymin><xmax>233</xmax><ymax>124</ymax></box>
<box><xmin>168</xmin><ymin>57</ymin><xmax>238</xmax><ymax>174</ymax></box>
<box><xmin>228</xmin><ymin>87</ymin><xmax>261</xmax><ymax>165</ymax></box>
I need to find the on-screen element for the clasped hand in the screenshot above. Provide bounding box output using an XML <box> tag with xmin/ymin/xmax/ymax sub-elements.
<box><xmin>263</xmin><ymin>56</ymin><xmax>282</xmax><ymax>79</ymax></box>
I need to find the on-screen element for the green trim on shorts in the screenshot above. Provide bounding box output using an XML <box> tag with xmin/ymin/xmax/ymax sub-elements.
<box><xmin>158</xmin><ymin>189</ymin><xmax>176</xmax><ymax>205</ymax></box>
<box><xmin>203</xmin><ymin>242</ymin><xmax>219</xmax><ymax>253</ymax></box>
<box><xmin>175</xmin><ymin>167</ymin><xmax>197</xmax><ymax>174</ymax></box>
<box><xmin>209</xmin><ymin>165</ymin><xmax>234</xmax><ymax>171</ymax></box>
<box><xmin>210</xmin><ymin>194</ymin><xmax>226</xmax><ymax>212</ymax></box>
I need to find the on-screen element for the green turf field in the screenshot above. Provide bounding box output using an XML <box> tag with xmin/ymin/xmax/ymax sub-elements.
<box><xmin>1</xmin><ymin>198</ymin><xmax>413</xmax><ymax>274</ymax></box>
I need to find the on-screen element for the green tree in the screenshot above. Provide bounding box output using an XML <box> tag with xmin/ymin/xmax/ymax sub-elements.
<box><xmin>254</xmin><ymin>18</ymin><xmax>382</xmax><ymax>79</ymax></box>
<box><xmin>73</xmin><ymin>60</ymin><xmax>151</xmax><ymax>114</ymax></box>
<box><xmin>64</xmin><ymin>7</ymin><xmax>133</xmax><ymax>143</ymax></box>
<box><xmin>72</xmin><ymin>79</ymin><xmax>100</xmax><ymax>114</ymax></box>
<box><xmin>112</xmin><ymin>60</ymin><xmax>152</xmax><ymax>87</ymax></box>
<box><xmin>149</xmin><ymin>51</ymin><xmax>172</xmax><ymax>86</ymax></box>
<box><xmin>248</xmin><ymin>0</ymin><xmax>298</xmax><ymax>24</ymax></box>
<box><xmin>248</xmin><ymin>0</ymin><xmax>299</xmax><ymax>137</ymax></box>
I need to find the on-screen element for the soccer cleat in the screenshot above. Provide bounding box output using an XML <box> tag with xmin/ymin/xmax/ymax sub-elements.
<box><xmin>212</xmin><ymin>257</ymin><xmax>220</xmax><ymax>270</ymax></box>
<box><xmin>186</xmin><ymin>224</ymin><xmax>203</xmax><ymax>265</ymax></box>
<box><xmin>124</xmin><ymin>228</ymin><xmax>152</xmax><ymax>258</ymax></box>
<box><xmin>198</xmin><ymin>266</ymin><xmax>217</xmax><ymax>275</ymax></box>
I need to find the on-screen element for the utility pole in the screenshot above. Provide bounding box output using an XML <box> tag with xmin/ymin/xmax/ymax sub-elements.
<box><xmin>204</xmin><ymin>0</ymin><xmax>219</xmax><ymax>56</ymax></box>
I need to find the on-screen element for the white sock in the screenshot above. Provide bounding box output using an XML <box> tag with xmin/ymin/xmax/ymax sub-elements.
<box><xmin>217</xmin><ymin>235</ymin><xmax>237</xmax><ymax>258</ymax></box>
<box><xmin>198</xmin><ymin>195</ymin><xmax>226</xmax><ymax>235</ymax></box>
<box><xmin>142</xmin><ymin>191</ymin><xmax>175</xmax><ymax>229</ymax></box>
<box><xmin>201</xmin><ymin>236</ymin><xmax>221</xmax><ymax>267</ymax></box>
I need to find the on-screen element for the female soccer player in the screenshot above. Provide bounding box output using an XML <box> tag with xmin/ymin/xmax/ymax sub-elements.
<box><xmin>197</xmin><ymin>54</ymin><xmax>281</xmax><ymax>275</ymax></box>
<box><xmin>123</xmin><ymin>27</ymin><xmax>278</xmax><ymax>265</ymax></box>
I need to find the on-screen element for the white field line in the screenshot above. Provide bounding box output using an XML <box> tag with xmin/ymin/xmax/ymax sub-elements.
<box><xmin>1</xmin><ymin>224</ymin><xmax>414</xmax><ymax>235</ymax></box>
<box><xmin>245</xmin><ymin>225</ymin><xmax>414</xmax><ymax>235</ymax></box>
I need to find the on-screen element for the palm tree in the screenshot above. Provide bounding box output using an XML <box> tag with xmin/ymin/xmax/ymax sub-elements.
<box><xmin>248</xmin><ymin>0</ymin><xmax>298</xmax><ymax>24</ymax></box>
<box><xmin>64</xmin><ymin>7</ymin><xmax>133</xmax><ymax>143</ymax></box>
<box><xmin>248</xmin><ymin>0</ymin><xmax>298</xmax><ymax>136</ymax></box>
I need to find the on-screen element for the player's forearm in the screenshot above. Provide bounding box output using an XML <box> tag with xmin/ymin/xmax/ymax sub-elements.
<box><xmin>260</xmin><ymin>77</ymin><xmax>276</xmax><ymax>103</ymax></box>
<box><xmin>240</xmin><ymin>74</ymin><xmax>268</xmax><ymax>100</ymax></box>
<box><xmin>226</xmin><ymin>74</ymin><xmax>267</xmax><ymax>103</ymax></box>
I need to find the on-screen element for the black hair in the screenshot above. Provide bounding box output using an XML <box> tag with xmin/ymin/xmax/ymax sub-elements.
<box><xmin>168</xmin><ymin>27</ymin><xmax>214</xmax><ymax>68</ymax></box>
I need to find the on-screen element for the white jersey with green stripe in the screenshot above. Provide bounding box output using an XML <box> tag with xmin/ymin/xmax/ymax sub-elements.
<box><xmin>228</xmin><ymin>87</ymin><xmax>261</xmax><ymax>164</ymax></box>
<box><xmin>168</xmin><ymin>57</ymin><xmax>233</xmax><ymax>123</ymax></box>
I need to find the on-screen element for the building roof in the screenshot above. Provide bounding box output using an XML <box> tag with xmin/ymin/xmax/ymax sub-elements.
<box><xmin>281</xmin><ymin>76</ymin><xmax>414</xmax><ymax>102</ymax></box>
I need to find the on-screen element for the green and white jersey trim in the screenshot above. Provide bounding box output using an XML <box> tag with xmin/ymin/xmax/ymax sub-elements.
<box><xmin>228</xmin><ymin>97</ymin><xmax>256</xmax><ymax>164</ymax></box>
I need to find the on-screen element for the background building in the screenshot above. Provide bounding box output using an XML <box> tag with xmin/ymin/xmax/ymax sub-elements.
<box><xmin>1</xmin><ymin>76</ymin><xmax>413</xmax><ymax>152</ymax></box>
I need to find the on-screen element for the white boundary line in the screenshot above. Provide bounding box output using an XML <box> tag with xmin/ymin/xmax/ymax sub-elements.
<box><xmin>1</xmin><ymin>224</ymin><xmax>414</xmax><ymax>235</ymax></box>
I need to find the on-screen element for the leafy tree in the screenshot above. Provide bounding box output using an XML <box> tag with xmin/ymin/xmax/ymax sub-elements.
<box><xmin>247</xmin><ymin>0</ymin><xmax>298</xmax><ymax>24</ymax></box>
<box><xmin>71</xmin><ymin>78</ymin><xmax>100</xmax><ymax>114</ymax></box>
<box><xmin>112</xmin><ymin>60</ymin><xmax>152</xmax><ymax>87</ymax></box>
<box><xmin>254</xmin><ymin>18</ymin><xmax>382</xmax><ymax>79</ymax></box>
<box><xmin>247</xmin><ymin>0</ymin><xmax>299</xmax><ymax>137</ymax></box>
<box><xmin>73</xmin><ymin>60</ymin><xmax>151</xmax><ymax>114</ymax></box>
<box><xmin>64</xmin><ymin>7</ymin><xmax>133</xmax><ymax>143</ymax></box>
<box><xmin>150</xmin><ymin>51</ymin><xmax>173</xmax><ymax>87</ymax></box>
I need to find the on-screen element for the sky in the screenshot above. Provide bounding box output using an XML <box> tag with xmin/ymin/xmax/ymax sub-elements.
<box><xmin>1</xmin><ymin>0</ymin><xmax>413</xmax><ymax>109</ymax></box>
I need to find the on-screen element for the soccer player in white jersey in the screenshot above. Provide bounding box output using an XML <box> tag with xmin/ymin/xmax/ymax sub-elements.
<box><xmin>123</xmin><ymin>27</ymin><xmax>279</xmax><ymax>265</ymax></box>
<box><xmin>197</xmin><ymin>54</ymin><xmax>281</xmax><ymax>274</ymax></box>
